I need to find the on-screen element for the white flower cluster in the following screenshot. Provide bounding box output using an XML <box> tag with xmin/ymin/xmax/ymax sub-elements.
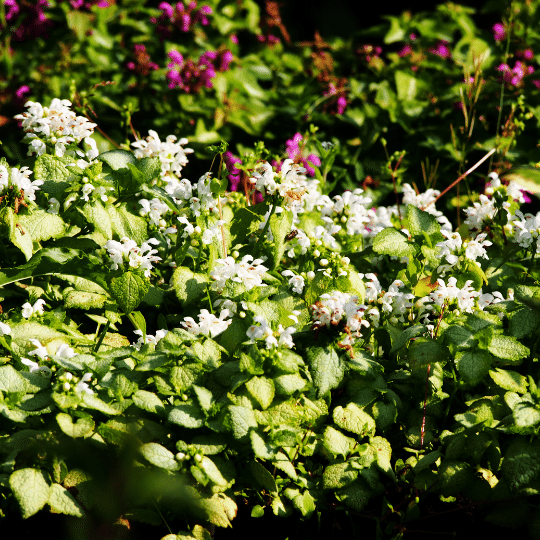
<box><xmin>182</xmin><ymin>309</ymin><xmax>232</xmax><ymax>338</ymax></box>
<box><xmin>317</xmin><ymin>188</ymin><xmax>373</xmax><ymax>236</ymax></box>
<box><xmin>166</xmin><ymin>173</ymin><xmax>221</xmax><ymax>218</ymax></box>
<box><xmin>131</xmin><ymin>129</ymin><xmax>193</xmax><ymax>178</ymax></box>
<box><xmin>511</xmin><ymin>210</ymin><xmax>540</xmax><ymax>253</ymax></box>
<box><xmin>436</xmin><ymin>230</ymin><xmax>492</xmax><ymax>275</ymax></box>
<box><xmin>430</xmin><ymin>277</ymin><xmax>480</xmax><ymax>313</ymax></box>
<box><xmin>139</xmin><ymin>197</ymin><xmax>170</xmax><ymax>228</ymax></box>
<box><xmin>0</xmin><ymin>164</ymin><xmax>43</xmax><ymax>202</ymax></box>
<box><xmin>22</xmin><ymin>341</ymin><xmax>81</xmax><ymax>380</ymax></box>
<box><xmin>104</xmin><ymin>237</ymin><xmax>161</xmax><ymax>278</ymax></box>
<box><xmin>310</xmin><ymin>290</ymin><xmax>370</xmax><ymax>347</ymax></box>
<box><xmin>177</xmin><ymin>216</ymin><xmax>224</xmax><ymax>245</ymax></box>
<box><xmin>14</xmin><ymin>99</ymin><xmax>98</xmax><ymax>159</ymax></box>
<box><xmin>133</xmin><ymin>329</ymin><xmax>169</xmax><ymax>349</ymax></box>
<box><xmin>210</xmin><ymin>255</ymin><xmax>268</xmax><ymax>292</ymax></box>
<box><xmin>246</xmin><ymin>315</ymin><xmax>296</xmax><ymax>349</ymax></box>
<box><xmin>250</xmin><ymin>159</ymin><xmax>308</xmax><ymax>208</ymax></box>
<box><xmin>22</xmin><ymin>299</ymin><xmax>46</xmax><ymax>319</ymax></box>
<box><xmin>282</xmin><ymin>270</ymin><xmax>305</xmax><ymax>294</ymax></box>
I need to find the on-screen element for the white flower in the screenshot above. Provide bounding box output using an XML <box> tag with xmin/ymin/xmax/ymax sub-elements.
<box><xmin>132</xmin><ymin>328</ymin><xmax>169</xmax><ymax>349</ymax></box>
<box><xmin>21</xmin><ymin>299</ymin><xmax>46</xmax><ymax>319</ymax></box>
<box><xmin>20</xmin><ymin>357</ymin><xmax>52</xmax><ymax>377</ymax></box>
<box><xmin>9</xmin><ymin>166</ymin><xmax>44</xmax><ymax>201</ymax></box>
<box><xmin>139</xmin><ymin>198</ymin><xmax>170</xmax><ymax>227</ymax></box>
<box><xmin>182</xmin><ymin>309</ymin><xmax>232</xmax><ymax>338</ymax></box>
<box><xmin>76</xmin><ymin>373</ymin><xmax>94</xmax><ymax>394</ymax></box>
<box><xmin>104</xmin><ymin>237</ymin><xmax>161</xmax><ymax>277</ymax></box>
<box><xmin>55</xmin><ymin>343</ymin><xmax>77</xmax><ymax>359</ymax></box>
<box><xmin>131</xmin><ymin>130</ymin><xmax>193</xmax><ymax>178</ymax></box>
<box><xmin>81</xmin><ymin>182</ymin><xmax>95</xmax><ymax>202</ymax></box>
<box><xmin>28</xmin><ymin>338</ymin><xmax>49</xmax><ymax>360</ymax></box>
<box><xmin>0</xmin><ymin>321</ymin><xmax>11</xmax><ymax>336</ymax></box>
<box><xmin>282</xmin><ymin>270</ymin><xmax>305</xmax><ymax>294</ymax></box>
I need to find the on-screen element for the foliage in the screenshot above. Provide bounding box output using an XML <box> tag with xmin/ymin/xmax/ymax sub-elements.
<box><xmin>1</xmin><ymin>1</ymin><xmax>540</xmax><ymax>539</ymax></box>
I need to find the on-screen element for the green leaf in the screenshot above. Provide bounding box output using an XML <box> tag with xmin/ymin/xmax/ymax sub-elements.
<box><xmin>456</xmin><ymin>349</ymin><xmax>492</xmax><ymax>385</ymax></box>
<box><xmin>109</xmin><ymin>271</ymin><xmax>149</xmax><ymax>314</ymax></box>
<box><xmin>34</xmin><ymin>154</ymin><xmax>72</xmax><ymax>196</ymax></box>
<box><xmin>81</xmin><ymin>393</ymin><xmax>120</xmax><ymax>415</ymax></box>
<box><xmin>139</xmin><ymin>443</ymin><xmax>179</xmax><ymax>470</ymax></box>
<box><xmin>335</xmin><ymin>477</ymin><xmax>372</xmax><ymax>512</ymax></box>
<box><xmin>322</xmin><ymin>426</ymin><xmax>355</xmax><ymax>458</ymax></box>
<box><xmin>47</xmin><ymin>483</ymin><xmax>85</xmax><ymax>517</ymax></box>
<box><xmin>193</xmin><ymin>385</ymin><xmax>214</xmax><ymax>411</ymax></box>
<box><xmin>274</xmin><ymin>373</ymin><xmax>307</xmax><ymax>396</ymax></box>
<box><xmin>490</xmin><ymin>368</ymin><xmax>528</xmax><ymax>394</ymax></box>
<box><xmin>307</xmin><ymin>346</ymin><xmax>345</xmax><ymax>398</ymax></box>
<box><xmin>132</xmin><ymin>390</ymin><xmax>166</xmax><ymax>415</ymax></box>
<box><xmin>407</xmin><ymin>338</ymin><xmax>449</xmax><ymax>368</ymax></box>
<box><xmin>18</xmin><ymin>209</ymin><xmax>66</xmax><ymax>243</ymax></box>
<box><xmin>487</xmin><ymin>335</ymin><xmax>529</xmax><ymax>363</ymax></box>
<box><xmin>395</xmin><ymin>70</ymin><xmax>418</xmax><ymax>102</ymax></box>
<box><xmin>106</xmin><ymin>203</ymin><xmax>148</xmax><ymax>246</ymax></box>
<box><xmin>250</xmin><ymin>430</ymin><xmax>276</xmax><ymax>459</ymax></box>
<box><xmin>228</xmin><ymin>405</ymin><xmax>257</xmax><ymax>439</ymax></box>
<box><xmin>171</xmin><ymin>267</ymin><xmax>208</xmax><ymax>306</ymax></box>
<box><xmin>200</xmin><ymin>456</ymin><xmax>228</xmax><ymax>487</ymax></box>
<box><xmin>0</xmin><ymin>365</ymin><xmax>29</xmax><ymax>393</ymax></box>
<box><xmin>513</xmin><ymin>402</ymin><xmax>540</xmax><ymax>428</ymax></box>
<box><xmin>501</xmin><ymin>437</ymin><xmax>540</xmax><ymax>490</ymax></box>
<box><xmin>438</xmin><ymin>460</ymin><xmax>474</xmax><ymax>496</ymax></box>
<box><xmin>273</xmin><ymin>451</ymin><xmax>297</xmax><ymax>480</ymax></box>
<box><xmin>269</xmin><ymin>208</ymin><xmax>294</xmax><ymax>268</ymax></box>
<box><xmin>56</xmin><ymin>413</ymin><xmax>95</xmax><ymax>438</ymax></box>
<box><xmin>170</xmin><ymin>365</ymin><xmax>203</xmax><ymax>394</ymax></box>
<box><xmin>390</xmin><ymin>324</ymin><xmax>428</xmax><ymax>356</ymax></box>
<box><xmin>509</xmin><ymin>307</ymin><xmax>540</xmax><ymax>339</ymax></box>
<box><xmin>81</xmin><ymin>200</ymin><xmax>113</xmax><ymax>242</ymax></box>
<box><xmin>323</xmin><ymin>461</ymin><xmax>359</xmax><ymax>489</ymax></box>
<box><xmin>245</xmin><ymin>376</ymin><xmax>275</xmax><ymax>409</ymax></box>
<box><xmin>372</xmin><ymin>227</ymin><xmax>416</xmax><ymax>258</ymax></box>
<box><xmin>9</xmin><ymin>468</ymin><xmax>50</xmax><ymax>518</ymax></box>
<box><xmin>168</xmin><ymin>404</ymin><xmax>205</xmax><ymax>429</ymax></box>
<box><xmin>333</xmin><ymin>404</ymin><xmax>376</xmax><ymax>436</ymax></box>
<box><xmin>248</xmin><ymin>460</ymin><xmax>278</xmax><ymax>493</ymax></box>
<box><xmin>0</xmin><ymin>207</ymin><xmax>34</xmax><ymax>260</ymax></box>
<box><xmin>98</xmin><ymin>149</ymin><xmax>137</xmax><ymax>171</ymax></box>
<box><xmin>406</xmin><ymin>204</ymin><xmax>441</xmax><ymax>238</ymax></box>
<box><xmin>371</xmin><ymin>436</ymin><xmax>393</xmax><ymax>476</ymax></box>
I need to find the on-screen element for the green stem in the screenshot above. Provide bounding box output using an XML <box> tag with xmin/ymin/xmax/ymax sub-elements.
<box><xmin>93</xmin><ymin>320</ymin><xmax>111</xmax><ymax>353</ymax></box>
<box><xmin>254</xmin><ymin>200</ymin><xmax>277</xmax><ymax>257</ymax></box>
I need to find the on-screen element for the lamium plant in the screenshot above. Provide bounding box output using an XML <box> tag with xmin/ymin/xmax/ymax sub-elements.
<box><xmin>0</xmin><ymin>95</ymin><xmax>540</xmax><ymax>539</ymax></box>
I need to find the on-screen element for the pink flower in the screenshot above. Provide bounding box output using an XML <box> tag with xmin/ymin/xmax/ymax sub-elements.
<box><xmin>429</xmin><ymin>41</ymin><xmax>451</xmax><ymax>59</ymax></box>
<box><xmin>493</xmin><ymin>23</ymin><xmax>506</xmax><ymax>42</ymax></box>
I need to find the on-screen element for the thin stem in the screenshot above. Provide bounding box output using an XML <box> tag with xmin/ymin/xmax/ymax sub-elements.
<box><xmin>423</xmin><ymin>148</ymin><xmax>496</xmax><ymax>210</ymax></box>
<box><xmin>254</xmin><ymin>200</ymin><xmax>276</xmax><ymax>257</ymax></box>
<box><xmin>93</xmin><ymin>320</ymin><xmax>111</xmax><ymax>353</ymax></box>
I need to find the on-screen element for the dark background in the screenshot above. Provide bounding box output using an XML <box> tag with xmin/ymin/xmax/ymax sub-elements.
<box><xmin>255</xmin><ymin>0</ymin><xmax>509</xmax><ymax>41</ymax></box>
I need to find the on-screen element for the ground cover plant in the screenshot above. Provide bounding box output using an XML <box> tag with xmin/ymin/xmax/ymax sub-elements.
<box><xmin>2</xmin><ymin>1</ymin><xmax>540</xmax><ymax>539</ymax></box>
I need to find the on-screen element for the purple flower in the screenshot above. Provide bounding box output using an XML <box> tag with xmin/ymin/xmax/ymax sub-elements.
<box><xmin>224</xmin><ymin>151</ymin><xmax>243</xmax><ymax>191</ymax></box>
<box><xmin>153</xmin><ymin>1</ymin><xmax>213</xmax><ymax>37</ymax></box>
<box><xmin>283</xmin><ymin>133</ymin><xmax>321</xmax><ymax>177</ymax></box>
<box><xmin>429</xmin><ymin>41</ymin><xmax>451</xmax><ymax>59</ymax></box>
<box><xmin>493</xmin><ymin>23</ymin><xmax>506</xmax><ymax>42</ymax></box>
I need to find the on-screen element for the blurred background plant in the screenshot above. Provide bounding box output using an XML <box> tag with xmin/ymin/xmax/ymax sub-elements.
<box><xmin>1</xmin><ymin>0</ymin><xmax>540</xmax><ymax>222</ymax></box>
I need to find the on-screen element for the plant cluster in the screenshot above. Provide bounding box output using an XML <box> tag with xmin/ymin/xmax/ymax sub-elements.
<box><xmin>2</xmin><ymin>0</ymin><xmax>540</xmax><ymax>209</ymax></box>
<box><xmin>0</xmin><ymin>96</ymin><xmax>539</xmax><ymax>539</ymax></box>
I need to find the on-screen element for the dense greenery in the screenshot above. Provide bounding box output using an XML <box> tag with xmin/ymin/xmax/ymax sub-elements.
<box><xmin>1</xmin><ymin>1</ymin><xmax>540</xmax><ymax>539</ymax></box>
